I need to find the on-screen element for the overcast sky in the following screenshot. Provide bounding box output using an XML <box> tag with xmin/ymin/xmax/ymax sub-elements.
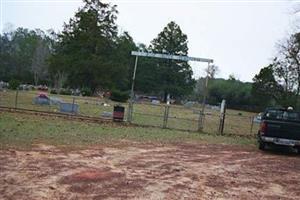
<box><xmin>1</xmin><ymin>0</ymin><xmax>299</xmax><ymax>82</ymax></box>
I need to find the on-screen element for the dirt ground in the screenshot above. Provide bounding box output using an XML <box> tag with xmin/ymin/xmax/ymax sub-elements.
<box><xmin>1</xmin><ymin>142</ymin><xmax>300</xmax><ymax>200</ymax></box>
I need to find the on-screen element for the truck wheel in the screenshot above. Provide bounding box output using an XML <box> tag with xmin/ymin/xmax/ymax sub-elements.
<box><xmin>258</xmin><ymin>141</ymin><xmax>266</xmax><ymax>150</ymax></box>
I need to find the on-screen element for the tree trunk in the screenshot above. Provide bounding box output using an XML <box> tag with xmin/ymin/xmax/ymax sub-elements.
<box><xmin>163</xmin><ymin>91</ymin><xmax>167</xmax><ymax>103</ymax></box>
<box><xmin>34</xmin><ymin>72</ymin><xmax>38</xmax><ymax>86</ymax></box>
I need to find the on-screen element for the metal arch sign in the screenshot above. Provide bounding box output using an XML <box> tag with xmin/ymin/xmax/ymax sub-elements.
<box><xmin>131</xmin><ymin>51</ymin><xmax>213</xmax><ymax>63</ymax></box>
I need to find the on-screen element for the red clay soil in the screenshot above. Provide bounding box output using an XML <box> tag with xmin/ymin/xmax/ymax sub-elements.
<box><xmin>0</xmin><ymin>142</ymin><xmax>300</xmax><ymax>200</ymax></box>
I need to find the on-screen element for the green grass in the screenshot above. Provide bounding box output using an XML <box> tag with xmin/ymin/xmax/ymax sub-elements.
<box><xmin>0</xmin><ymin>112</ymin><xmax>255</xmax><ymax>150</ymax></box>
<box><xmin>0</xmin><ymin>90</ymin><xmax>260</xmax><ymax>136</ymax></box>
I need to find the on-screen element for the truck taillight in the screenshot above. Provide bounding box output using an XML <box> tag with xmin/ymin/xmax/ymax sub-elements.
<box><xmin>260</xmin><ymin>121</ymin><xmax>267</xmax><ymax>134</ymax></box>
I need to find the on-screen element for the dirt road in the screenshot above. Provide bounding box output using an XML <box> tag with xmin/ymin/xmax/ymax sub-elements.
<box><xmin>1</xmin><ymin>142</ymin><xmax>299</xmax><ymax>200</ymax></box>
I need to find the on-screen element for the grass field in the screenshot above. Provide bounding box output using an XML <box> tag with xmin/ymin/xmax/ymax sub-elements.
<box><xmin>0</xmin><ymin>112</ymin><xmax>255</xmax><ymax>150</ymax></box>
<box><xmin>0</xmin><ymin>90</ymin><xmax>260</xmax><ymax>135</ymax></box>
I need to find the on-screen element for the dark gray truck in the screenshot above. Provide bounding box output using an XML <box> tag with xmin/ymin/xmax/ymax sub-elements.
<box><xmin>257</xmin><ymin>108</ymin><xmax>300</xmax><ymax>153</ymax></box>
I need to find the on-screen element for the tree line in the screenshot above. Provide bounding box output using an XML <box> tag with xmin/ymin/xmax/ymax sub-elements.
<box><xmin>192</xmin><ymin>30</ymin><xmax>300</xmax><ymax>111</ymax></box>
<box><xmin>0</xmin><ymin>28</ymin><xmax>54</xmax><ymax>85</ymax></box>
<box><xmin>1</xmin><ymin>0</ymin><xmax>300</xmax><ymax>111</ymax></box>
<box><xmin>192</xmin><ymin>75</ymin><xmax>259</xmax><ymax>111</ymax></box>
<box><xmin>0</xmin><ymin>0</ymin><xmax>194</xmax><ymax>101</ymax></box>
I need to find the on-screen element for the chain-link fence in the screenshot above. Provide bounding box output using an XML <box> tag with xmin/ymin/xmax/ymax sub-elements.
<box><xmin>130</xmin><ymin>101</ymin><xmax>260</xmax><ymax>136</ymax></box>
<box><xmin>0</xmin><ymin>90</ymin><xmax>129</xmax><ymax>120</ymax></box>
<box><xmin>0</xmin><ymin>90</ymin><xmax>260</xmax><ymax>136</ymax></box>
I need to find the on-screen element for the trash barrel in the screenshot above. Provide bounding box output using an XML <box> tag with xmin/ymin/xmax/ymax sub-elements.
<box><xmin>113</xmin><ymin>105</ymin><xmax>125</xmax><ymax>122</ymax></box>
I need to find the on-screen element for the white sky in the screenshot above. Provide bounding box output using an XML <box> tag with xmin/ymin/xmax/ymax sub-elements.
<box><xmin>1</xmin><ymin>0</ymin><xmax>299</xmax><ymax>82</ymax></box>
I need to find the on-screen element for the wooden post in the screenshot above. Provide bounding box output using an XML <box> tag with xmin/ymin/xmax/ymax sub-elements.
<box><xmin>198</xmin><ymin>111</ymin><xmax>204</xmax><ymax>132</ymax></box>
<box><xmin>48</xmin><ymin>92</ymin><xmax>51</xmax><ymax>112</ymax></box>
<box><xmin>71</xmin><ymin>97</ymin><xmax>75</xmax><ymax>114</ymax></box>
<box><xmin>250</xmin><ymin>116</ymin><xmax>254</xmax><ymax>134</ymax></box>
<box><xmin>15</xmin><ymin>89</ymin><xmax>19</xmax><ymax>109</ymax></box>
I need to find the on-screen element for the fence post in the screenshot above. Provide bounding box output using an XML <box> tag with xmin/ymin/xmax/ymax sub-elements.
<box><xmin>48</xmin><ymin>91</ymin><xmax>51</xmax><ymax>112</ymax></box>
<box><xmin>48</xmin><ymin>100</ymin><xmax>51</xmax><ymax>112</ymax></box>
<box><xmin>163</xmin><ymin>105</ymin><xmax>170</xmax><ymax>128</ymax></box>
<box><xmin>71</xmin><ymin>97</ymin><xmax>75</xmax><ymax>114</ymax></box>
<box><xmin>0</xmin><ymin>92</ymin><xmax>3</xmax><ymax>107</ymax></box>
<box><xmin>15</xmin><ymin>89</ymin><xmax>19</xmax><ymax>109</ymax></box>
<box><xmin>218</xmin><ymin>112</ymin><xmax>226</xmax><ymax>135</ymax></box>
<box><xmin>218</xmin><ymin>100</ymin><xmax>226</xmax><ymax>135</ymax></box>
<box><xmin>127</xmin><ymin>101</ymin><xmax>133</xmax><ymax>122</ymax></box>
<box><xmin>198</xmin><ymin>111</ymin><xmax>205</xmax><ymax>132</ymax></box>
<box><xmin>250</xmin><ymin>116</ymin><xmax>254</xmax><ymax>134</ymax></box>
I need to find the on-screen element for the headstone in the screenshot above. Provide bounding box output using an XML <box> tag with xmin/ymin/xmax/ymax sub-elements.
<box><xmin>59</xmin><ymin>103</ymin><xmax>79</xmax><ymax>113</ymax></box>
<box><xmin>101</xmin><ymin>111</ymin><xmax>112</xmax><ymax>118</ymax></box>
<box><xmin>151</xmin><ymin>100</ymin><xmax>160</xmax><ymax>105</ymax></box>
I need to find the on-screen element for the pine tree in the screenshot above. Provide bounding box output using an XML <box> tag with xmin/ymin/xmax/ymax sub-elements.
<box><xmin>50</xmin><ymin>0</ymin><xmax>119</xmax><ymax>91</ymax></box>
<box><xmin>150</xmin><ymin>21</ymin><xmax>195</xmax><ymax>101</ymax></box>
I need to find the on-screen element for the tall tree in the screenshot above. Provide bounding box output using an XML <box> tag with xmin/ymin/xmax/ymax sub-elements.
<box><xmin>276</xmin><ymin>33</ymin><xmax>300</xmax><ymax>106</ymax></box>
<box><xmin>149</xmin><ymin>21</ymin><xmax>195</xmax><ymax>101</ymax></box>
<box><xmin>251</xmin><ymin>32</ymin><xmax>300</xmax><ymax>109</ymax></box>
<box><xmin>31</xmin><ymin>38</ymin><xmax>50</xmax><ymax>85</ymax></box>
<box><xmin>113</xmin><ymin>32</ymin><xmax>137</xmax><ymax>90</ymax></box>
<box><xmin>252</xmin><ymin>65</ymin><xmax>283</xmax><ymax>106</ymax></box>
<box><xmin>49</xmin><ymin>0</ymin><xmax>119</xmax><ymax>91</ymax></box>
<box><xmin>205</xmin><ymin>64</ymin><xmax>219</xmax><ymax>79</ymax></box>
<box><xmin>134</xmin><ymin>43</ymin><xmax>160</xmax><ymax>94</ymax></box>
<box><xmin>0</xmin><ymin>32</ymin><xmax>12</xmax><ymax>81</ymax></box>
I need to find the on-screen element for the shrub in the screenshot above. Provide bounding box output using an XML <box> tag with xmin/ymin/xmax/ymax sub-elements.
<box><xmin>8</xmin><ymin>79</ymin><xmax>20</xmax><ymax>90</ymax></box>
<box><xmin>50</xmin><ymin>89</ymin><xmax>58</xmax><ymax>94</ymax></box>
<box><xmin>59</xmin><ymin>88</ymin><xmax>72</xmax><ymax>95</ymax></box>
<box><xmin>110</xmin><ymin>90</ymin><xmax>129</xmax><ymax>102</ymax></box>
<box><xmin>81</xmin><ymin>87</ymin><xmax>92</xmax><ymax>96</ymax></box>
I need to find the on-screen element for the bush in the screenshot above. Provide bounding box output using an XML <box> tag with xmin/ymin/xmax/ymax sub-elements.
<box><xmin>81</xmin><ymin>87</ymin><xmax>92</xmax><ymax>96</ymax></box>
<box><xmin>59</xmin><ymin>88</ymin><xmax>72</xmax><ymax>95</ymax></box>
<box><xmin>50</xmin><ymin>89</ymin><xmax>58</xmax><ymax>94</ymax></box>
<box><xmin>110</xmin><ymin>90</ymin><xmax>129</xmax><ymax>102</ymax></box>
<box><xmin>8</xmin><ymin>79</ymin><xmax>20</xmax><ymax>90</ymax></box>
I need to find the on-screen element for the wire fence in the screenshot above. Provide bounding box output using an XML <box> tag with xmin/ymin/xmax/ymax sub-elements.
<box><xmin>0</xmin><ymin>89</ymin><xmax>129</xmax><ymax>119</ymax></box>
<box><xmin>0</xmin><ymin>89</ymin><xmax>260</xmax><ymax>136</ymax></box>
<box><xmin>130</xmin><ymin>102</ymin><xmax>260</xmax><ymax>136</ymax></box>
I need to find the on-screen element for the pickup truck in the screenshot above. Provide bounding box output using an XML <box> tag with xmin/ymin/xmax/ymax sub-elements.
<box><xmin>257</xmin><ymin>108</ymin><xmax>300</xmax><ymax>153</ymax></box>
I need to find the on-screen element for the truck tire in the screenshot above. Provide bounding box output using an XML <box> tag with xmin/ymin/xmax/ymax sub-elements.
<box><xmin>258</xmin><ymin>141</ymin><xmax>266</xmax><ymax>150</ymax></box>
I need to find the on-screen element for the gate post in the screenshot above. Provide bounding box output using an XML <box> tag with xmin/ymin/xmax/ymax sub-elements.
<box><xmin>218</xmin><ymin>100</ymin><xmax>226</xmax><ymax>135</ymax></box>
<box><xmin>15</xmin><ymin>89</ymin><xmax>19</xmax><ymax>109</ymax></box>
<box><xmin>127</xmin><ymin>56</ymin><xmax>139</xmax><ymax>123</ymax></box>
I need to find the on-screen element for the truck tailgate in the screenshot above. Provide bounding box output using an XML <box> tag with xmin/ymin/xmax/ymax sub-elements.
<box><xmin>265</xmin><ymin>120</ymin><xmax>300</xmax><ymax>140</ymax></box>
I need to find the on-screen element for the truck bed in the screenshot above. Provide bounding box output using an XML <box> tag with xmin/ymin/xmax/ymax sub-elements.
<box><xmin>263</xmin><ymin>119</ymin><xmax>300</xmax><ymax>140</ymax></box>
